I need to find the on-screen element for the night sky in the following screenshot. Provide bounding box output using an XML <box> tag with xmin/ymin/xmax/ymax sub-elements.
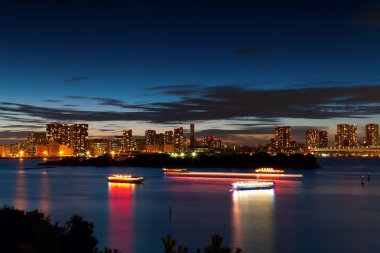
<box><xmin>1</xmin><ymin>0</ymin><xmax>380</xmax><ymax>144</ymax></box>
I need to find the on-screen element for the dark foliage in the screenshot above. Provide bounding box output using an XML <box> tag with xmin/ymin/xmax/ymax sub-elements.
<box><xmin>162</xmin><ymin>234</ymin><xmax>242</xmax><ymax>253</ymax></box>
<box><xmin>0</xmin><ymin>206</ymin><xmax>111</xmax><ymax>253</ymax></box>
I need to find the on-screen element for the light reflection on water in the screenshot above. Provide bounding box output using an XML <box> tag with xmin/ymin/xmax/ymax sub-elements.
<box><xmin>232</xmin><ymin>189</ymin><xmax>275</xmax><ymax>253</ymax></box>
<box><xmin>108</xmin><ymin>182</ymin><xmax>135</xmax><ymax>252</ymax></box>
<box><xmin>1</xmin><ymin>158</ymin><xmax>380</xmax><ymax>253</ymax></box>
<box><xmin>14</xmin><ymin>169</ymin><xmax>27</xmax><ymax>210</ymax></box>
<box><xmin>38</xmin><ymin>171</ymin><xmax>51</xmax><ymax>214</ymax></box>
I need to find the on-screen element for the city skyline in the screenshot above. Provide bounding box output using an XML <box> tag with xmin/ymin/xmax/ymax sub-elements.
<box><xmin>4</xmin><ymin>121</ymin><xmax>380</xmax><ymax>147</ymax></box>
<box><xmin>1</xmin><ymin>1</ymin><xmax>380</xmax><ymax>145</ymax></box>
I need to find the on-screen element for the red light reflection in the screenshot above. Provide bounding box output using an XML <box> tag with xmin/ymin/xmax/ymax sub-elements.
<box><xmin>108</xmin><ymin>182</ymin><xmax>135</xmax><ymax>252</ymax></box>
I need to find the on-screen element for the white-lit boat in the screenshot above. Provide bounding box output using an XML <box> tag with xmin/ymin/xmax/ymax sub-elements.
<box><xmin>107</xmin><ymin>174</ymin><xmax>144</xmax><ymax>184</ymax></box>
<box><xmin>254</xmin><ymin>167</ymin><xmax>284</xmax><ymax>174</ymax></box>
<box><xmin>231</xmin><ymin>181</ymin><xmax>275</xmax><ymax>191</ymax></box>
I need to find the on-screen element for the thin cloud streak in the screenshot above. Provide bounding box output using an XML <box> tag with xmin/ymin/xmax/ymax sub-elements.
<box><xmin>65</xmin><ymin>76</ymin><xmax>89</xmax><ymax>83</ymax></box>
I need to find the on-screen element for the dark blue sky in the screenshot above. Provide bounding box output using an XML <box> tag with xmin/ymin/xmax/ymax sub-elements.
<box><xmin>1</xmin><ymin>0</ymin><xmax>380</xmax><ymax>144</ymax></box>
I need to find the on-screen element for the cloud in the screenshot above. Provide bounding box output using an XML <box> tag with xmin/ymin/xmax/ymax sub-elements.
<box><xmin>0</xmin><ymin>130</ymin><xmax>31</xmax><ymax>144</ymax></box>
<box><xmin>65</xmin><ymin>76</ymin><xmax>89</xmax><ymax>83</ymax></box>
<box><xmin>233</xmin><ymin>47</ymin><xmax>272</xmax><ymax>58</ymax></box>
<box><xmin>42</xmin><ymin>99</ymin><xmax>61</xmax><ymax>103</ymax></box>
<box><xmin>146</xmin><ymin>84</ymin><xmax>202</xmax><ymax>96</ymax></box>
<box><xmin>1</xmin><ymin>84</ymin><xmax>380</xmax><ymax>126</ymax></box>
<box><xmin>0</xmin><ymin>124</ymin><xmax>42</xmax><ymax>129</ymax></box>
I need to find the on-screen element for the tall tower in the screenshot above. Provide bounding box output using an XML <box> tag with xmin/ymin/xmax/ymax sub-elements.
<box><xmin>274</xmin><ymin>126</ymin><xmax>291</xmax><ymax>151</ymax></box>
<box><xmin>306</xmin><ymin>130</ymin><xmax>319</xmax><ymax>149</ymax></box>
<box><xmin>336</xmin><ymin>124</ymin><xmax>358</xmax><ymax>148</ymax></box>
<box><xmin>145</xmin><ymin>130</ymin><xmax>156</xmax><ymax>145</ymax></box>
<box><xmin>318</xmin><ymin>131</ymin><xmax>328</xmax><ymax>148</ymax></box>
<box><xmin>174</xmin><ymin>127</ymin><xmax>185</xmax><ymax>152</ymax></box>
<box><xmin>164</xmin><ymin>131</ymin><xmax>173</xmax><ymax>144</ymax></box>
<box><xmin>366</xmin><ymin>124</ymin><xmax>379</xmax><ymax>147</ymax></box>
<box><xmin>123</xmin><ymin>129</ymin><xmax>133</xmax><ymax>151</ymax></box>
<box><xmin>71</xmin><ymin>124</ymin><xmax>88</xmax><ymax>155</ymax></box>
<box><xmin>190</xmin><ymin>123</ymin><xmax>195</xmax><ymax>151</ymax></box>
<box><xmin>46</xmin><ymin>123</ymin><xmax>71</xmax><ymax>145</ymax></box>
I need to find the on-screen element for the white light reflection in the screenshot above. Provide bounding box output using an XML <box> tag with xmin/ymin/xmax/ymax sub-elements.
<box><xmin>38</xmin><ymin>171</ymin><xmax>51</xmax><ymax>214</ymax></box>
<box><xmin>14</xmin><ymin>169</ymin><xmax>27</xmax><ymax>210</ymax></box>
<box><xmin>232</xmin><ymin>189</ymin><xmax>275</xmax><ymax>253</ymax></box>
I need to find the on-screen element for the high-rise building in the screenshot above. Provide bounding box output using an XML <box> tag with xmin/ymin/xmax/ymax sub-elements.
<box><xmin>88</xmin><ymin>138</ymin><xmax>110</xmax><ymax>156</ymax></box>
<box><xmin>155</xmin><ymin>133</ymin><xmax>164</xmax><ymax>145</ymax></box>
<box><xmin>190</xmin><ymin>123</ymin><xmax>195</xmax><ymax>151</ymax></box>
<box><xmin>112</xmin><ymin>136</ymin><xmax>124</xmax><ymax>152</ymax></box>
<box><xmin>200</xmin><ymin>136</ymin><xmax>222</xmax><ymax>150</ymax></box>
<box><xmin>306</xmin><ymin>130</ymin><xmax>319</xmax><ymax>149</ymax></box>
<box><xmin>46</xmin><ymin>123</ymin><xmax>70</xmax><ymax>145</ymax></box>
<box><xmin>319</xmin><ymin>131</ymin><xmax>328</xmax><ymax>148</ymax></box>
<box><xmin>174</xmin><ymin>127</ymin><xmax>185</xmax><ymax>152</ymax></box>
<box><xmin>27</xmin><ymin>132</ymin><xmax>47</xmax><ymax>156</ymax></box>
<box><xmin>71</xmin><ymin>124</ymin><xmax>88</xmax><ymax>155</ymax></box>
<box><xmin>365</xmin><ymin>123</ymin><xmax>379</xmax><ymax>147</ymax></box>
<box><xmin>274</xmin><ymin>126</ymin><xmax>291</xmax><ymax>151</ymax></box>
<box><xmin>336</xmin><ymin>124</ymin><xmax>358</xmax><ymax>148</ymax></box>
<box><xmin>164</xmin><ymin>131</ymin><xmax>173</xmax><ymax>144</ymax></box>
<box><xmin>123</xmin><ymin>129</ymin><xmax>134</xmax><ymax>151</ymax></box>
<box><xmin>145</xmin><ymin>130</ymin><xmax>156</xmax><ymax>145</ymax></box>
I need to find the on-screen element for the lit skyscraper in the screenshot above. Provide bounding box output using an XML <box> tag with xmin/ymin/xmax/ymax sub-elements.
<box><xmin>27</xmin><ymin>132</ymin><xmax>47</xmax><ymax>156</ymax></box>
<box><xmin>164</xmin><ymin>131</ymin><xmax>173</xmax><ymax>144</ymax></box>
<box><xmin>123</xmin><ymin>129</ymin><xmax>133</xmax><ymax>151</ymax></box>
<box><xmin>71</xmin><ymin>124</ymin><xmax>88</xmax><ymax>155</ymax></box>
<box><xmin>46</xmin><ymin>123</ymin><xmax>70</xmax><ymax>145</ymax></box>
<box><xmin>319</xmin><ymin>131</ymin><xmax>328</xmax><ymax>148</ymax></box>
<box><xmin>145</xmin><ymin>129</ymin><xmax>156</xmax><ymax>145</ymax></box>
<box><xmin>365</xmin><ymin>123</ymin><xmax>379</xmax><ymax>147</ymax></box>
<box><xmin>336</xmin><ymin>124</ymin><xmax>358</xmax><ymax>148</ymax></box>
<box><xmin>306</xmin><ymin>130</ymin><xmax>319</xmax><ymax>149</ymax></box>
<box><xmin>174</xmin><ymin>127</ymin><xmax>185</xmax><ymax>152</ymax></box>
<box><xmin>274</xmin><ymin>126</ymin><xmax>291</xmax><ymax>151</ymax></box>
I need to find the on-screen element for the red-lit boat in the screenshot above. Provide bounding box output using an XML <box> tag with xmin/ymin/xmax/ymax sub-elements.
<box><xmin>107</xmin><ymin>174</ymin><xmax>144</xmax><ymax>184</ymax></box>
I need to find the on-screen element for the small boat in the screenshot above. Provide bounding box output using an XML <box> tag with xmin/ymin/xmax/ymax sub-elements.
<box><xmin>254</xmin><ymin>167</ymin><xmax>284</xmax><ymax>174</ymax></box>
<box><xmin>231</xmin><ymin>181</ymin><xmax>275</xmax><ymax>191</ymax></box>
<box><xmin>162</xmin><ymin>168</ymin><xmax>188</xmax><ymax>173</ymax></box>
<box><xmin>107</xmin><ymin>174</ymin><xmax>144</xmax><ymax>184</ymax></box>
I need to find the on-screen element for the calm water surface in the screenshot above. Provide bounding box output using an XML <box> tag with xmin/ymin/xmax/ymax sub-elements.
<box><xmin>0</xmin><ymin>158</ymin><xmax>379</xmax><ymax>253</ymax></box>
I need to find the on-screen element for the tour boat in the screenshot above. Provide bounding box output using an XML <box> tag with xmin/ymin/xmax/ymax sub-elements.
<box><xmin>107</xmin><ymin>174</ymin><xmax>144</xmax><ymax>184</ymax></box>
<box><xmin>254</xmin><ymin>167</ymin><xmax>284</xmax><ymax>174</ymax></box>
<box><xmin>162</xmin><ymin>168</ymin><xmax>188</xmax><ymax>173</ymax></box>
<box><xmin>230</xmin><ymin>181</ymin><xmax>275</xmax><ymax>191</ymax></box>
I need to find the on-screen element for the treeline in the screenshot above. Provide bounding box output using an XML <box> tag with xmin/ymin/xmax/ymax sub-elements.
<box><xmin>42</xmin><ymin>152</ymin><xmax>320</xmax><ymax>169</ymax></box>
<box><xmin>0</xmin><ymin>206</ymin><xmax>241</xmax><ymax>253</ymax></box>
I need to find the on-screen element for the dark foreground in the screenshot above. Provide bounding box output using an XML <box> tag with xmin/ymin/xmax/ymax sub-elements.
<box><xmin>40</xmin><ymin>153</ymin><xmax>319</xmax><ymax>169</ymax></box>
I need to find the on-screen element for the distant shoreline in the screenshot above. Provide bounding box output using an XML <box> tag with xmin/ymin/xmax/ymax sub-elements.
<box><xmin>39</xmin><ymin>153</ymin><xmax>320</xmax><ymax>169</ymax></box>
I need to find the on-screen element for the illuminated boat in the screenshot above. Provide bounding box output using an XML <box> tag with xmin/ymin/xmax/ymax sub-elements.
<box><xmin>162</xmin><ymin>168</ymin><xmax>188</xmax><ymax>173</ymax></box>
<box><xmin>107</xmin><ymin>174</ymin><xmax>144</xmax><ymax>184</ymax></box>
<box><xmin>231</xmin><ymin>181</ymin><xmax>275</xmax><ymax>191</ymax></box>
<box><xmin>254</xmin><ymin>167</ymin><xmax>284</xmax><ymax>174</ymax></box>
